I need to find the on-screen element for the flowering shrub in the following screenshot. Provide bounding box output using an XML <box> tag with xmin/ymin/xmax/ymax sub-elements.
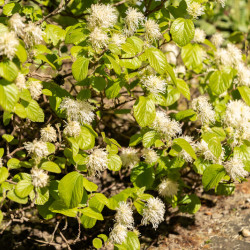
<box><xmin>0</xmin><ymin>0</ymin><xmax>249</xmax><ymax>249</ymax></box>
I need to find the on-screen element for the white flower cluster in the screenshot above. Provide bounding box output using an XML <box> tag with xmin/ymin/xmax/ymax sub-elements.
<box><xmin>124</xmin><ymin>7</ymin><xmax>144</xmax><ymax>36</ymax></box>
<box><xmin>141</xmin><ymin>148</ymin><xmax>159</xmax><ymax>165</ymax></box>
<box><xmin>41</xmin><ymin>124</ymin><xmax>57</xmax><ymax>142</ymax></box>
<box><xmin>187</xmin><ymin>1</ymin><xmax>205</xmax><ymax>19</ymax></box>
<box><xmin>141</xmin><ymin>75</ymin><xmax>167</xmax><ymax>96</ymax></box>
<box><xmin>235</xmin><ymin>62</ymin><xmax>250</xmax><ymax>87</ymax></box>
<box><xmin>0</xmin><ymin>31</ymin><xmax>19</xmax><ymax>60</ymax></box>
<box><xmin>86</xmin><ymin>148</ymin><xmax>108</xmax><ymax>176</ymax></box>
<box><xmin>216</xmin><ymin>0</ymin><xmax>227</xmax><ymax>7</ymax></box>
<box><xmin>144</xmin><ymin>19</ymin><xmax>161</xmax><ymax>42</ymax></box>
<box><xmin>223</xmin><ymin>156</ymin><xmax>248</xmax><ymax>182</ymax></box>
<box><xmin>150</xmin><ymin>111</ymin><xmax>182</xmax><ymax>140</ymax></box>
<box><xmin>109</xmin><ymin>201</ymin><xmax>134</xmax><ymax>244</ymax></box>
<box><xmin>196</xmin><ymin>139</ymin><xmax>224</xmax><ymax>164</ymax></box>
<box><xmin>9</xmin><ymin>13</ymin><xmax>26</xmax><ymax>36</ymax></box>
<box><xmin>24</xmin><ymin>139</ymin><xmax>49</xmax><ymax>159</ymax></box>
<box><xmin>111</xmin><ymin>33</ymin><xmax>126</xmax><ymax>48</ymax></box>
<box><xmin>63</xmin><ymin>121</ymin><xmax>82</xmax><ymax>138</ymax></box>
<box><xmin>158</xmin><ymin>178</ymin><xmax>179</xmax><ymax>197</ymax></box>
<box><xmin>223</xmin><ymin>100</ymin><xmax>250</xmax><ymax>146</ymax></box>
<box><xmin>31</xmin><ymin>168</ymin><xmax>49</xmax><ymax>188</ymax></box>
<box><xmin>60</xmin><ymin>97</ymin><xmax>95</xmax><ymax>125</ymax></box>
<box><xmin>211</xmin><ymin>33</ymin><xmax>224</xmax><ymax>48</ymax></box>
<box><xmin>174</xmin><ymin>65</ymin><xmax>186</xmax><ymax>75</ymax></box>
<box><xmin>87</xmin><ymin>4</ymin><xmax>118</xmax><ymax>30</ymax></box>
<box><xmin>89</xmin><ymin>27</ymin><xmax>109</xmax><ymax>50</ymax></box>
<box><xmin>193</xmin><ymin>28</ymin><xmax>206</xmax><ymax>43</ymax></box>
<box><xmin>120</xmin><ymin>147</ymin><xmax>140</xmax><ymax>168</ymax></box>
<box><xmin>192</xmin><ymin>96</ymin><xmax>216</xmax><ymax>125</ymax></box>
<box><xmin>15</xmin><ymin>73</ymin><xmax>26</xmax><ymax>90</ymax></box>
<box><xmin>178</xmin><ymin>136</ymin><xmax>196</xmax><ymax>163</ymax></box>
<box><xmin>23</xmin><ymin>22</ymin><xmax>44</xmax><ymax>46</ymax></box>
<box><xmin>27</xmin><ymin>80</ymin><xmax>43</xmax><ymax>100</ymax></box>
<box><xmin>141</xmin><ymin>197</ymin><xmax>165</xmax><ymax>229</ymax></box>
<box><xmin>0</xmin><ymin>158</ymin><xmax>3</xmax><ymax>168</ymax></box>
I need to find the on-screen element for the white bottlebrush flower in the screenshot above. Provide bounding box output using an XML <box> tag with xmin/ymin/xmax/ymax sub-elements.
<box><xmin>211</xmin><ymin>33</ymin><xmax>224</xmax><ymax>48</ymax></box>
<box><xmin>41</xmin><ymin>124</ymin><xmax>57</xmax><ymax>142</ymax></box>
<box><xmin>224</xmin><ymin>156</ymin><xmax>248</xmax><ymax>181</ymax></box>
<box><xmin>162</xmin><ymin>43</ymin><xmax>179</xmax><ymax>65</ymax></box>
<box><xmin>196</xmin><ymin>139</ymin><xmax>224</xmax><ymax>164</ymax></box>
<box><xmin>214</xmin><ymin>48</ymin><xmax>232</xmax><ymax>67</ymax></box>
<box><xmin>236</xmin><ymin>63</ymin><xmax>250</xmax><ymax>87</ymax></box>
<box><xmin>174</xmin><ymin>65</ymin><xmax>186</xmax><ymax>75</ymax></box>
<box><xmin>27</xmin><ymin>80</ymin><xmax>43</xmax><ymax>100</ymax></box>
<box><xmin>141</xmin><ymin>197</ymin><xmax>165</xmax><ymax>229</ymax></box>
<box><xmin>124</xmin><ymin>7</ymin><xmax>144</xmax><ymax>36</ymax></box>
<box><xmin>227</xmin><ymin>43</ymin><xmax>242</xmax><ymax>65</ymax></box>
<box><xmin>15</xmin><ymin>73</ymin><xmax>26</xmax><ymax>90</ymax></box>
<box><xmin>115</xmin><ymin>202</ymin><xmax>134</xmax><ymax>229</ymax></box>
<box><xmin>193</xmin><ymin>28</ymin><xmax>206</xmax><ymax>43</ymax></box>
<box><xmin>144</xmin><ymin>19</ymin><xmax>161</xmax><ymax>42</ymax></box>
<box><xmin>89</xmin><ymin>27</ymin><xmax>109</xmax><ymax>50</ymax></box>
<box><xmin>111</xmin><ymin>33</ymin><xmax>126</xmax><ymax>48</ymax></box>
<box><xmin>24</xmin><ymin>22</ymin><xmax>44</xmax><ymax>46</ymax></box>
<box><xmin>187</xmin><ymin>2</ymin><xmax>205</xmax><ymax>19</ymax></box>
<box><xmin>60</xmin><ymin>97</ymin><xmax>95</xmax><ymax>125</ymax></box>
<box><xmin>86</xmin><ymin>148</ymin><xmax>108</xmax><ymax>176</ymax></box>
<box><xmin>141</xmin><ymin>148</ymin><xmax>159</xmax><ymax>165</ymax></box>
<box><xmin>141</xmin><ymin>75</ymin><xmax>167</xmax><ymax>96</ymax></box>
<box><xmin>8</xmin><ymin>13</ymin><xmax>25</xmax><ymax>36</ymax></box>
<box><xmin>24</xmin><ymin>139</ymin><xmax>49</xmax><ymax>159</ymax></box>
<box><xmin>150</xmin><ymin>111</ymin><xmax>182</xmax><ymax>139</ymax></box>
<box><xmin>87</xmin><ymin>4</ymin><xmax>118</xmax><ymax>30</ymax></box>
<box><xmin>109</xmin><ymin>223</ymin><xmax>128</xmax><ymax>245</ymax></box>
<box><xmin>216</xmin><ymin>0</ymin><xmax>226</xmax><ymax>7</ymax></box>
<box><xmin>120</xmin><ymin>147</ymin><xmax>140</xmax><ymax>168</ymax></box>
<box><xmin>31</xmin><ymin>168</ymin><xmax>49</xmax><ymax>188</ymax></box>
<box><xmin>0</xmin><ymin>31</ymin><xmax>19</xmax><ymax>60</ymax></box>
<box><xmin>63</xmin><ymin>121</ymin><xmax>81</xmax><ymax>138</ymax></box>
<box><xmin>0</xmin><ymin>158</ymin><xmax>3</xmax><ymax>167</ymax></box>
<box><xmin>223</xmin><ymin>100</ymin><xmax>250</xmax><ymax>128</ymax></box>
<box><xmin>178</xmin><ymin>136</ymin><xmax>195</xmax><ymax>162</ymax></box>
<box><xmin>192</xmin><ymin>96</ymin><xmax>216</xmax><ymax>124</ymax></box>
<box><xmin>158</xmin><ymin>178</ymin><xmax>179</xmax><ymax>197</ymax></box>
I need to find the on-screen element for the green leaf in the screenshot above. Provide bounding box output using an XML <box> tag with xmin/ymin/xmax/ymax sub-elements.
<box><xmin>142</xmin><ymin>131</ymin><xmax>159</xmax><ymax>148</ymax></box>
<box><xmin>72</xmin><ymin>57</ymin><xmax>89</xmax><ymax>81</ymax></box>
<box><xmin>3</xmin><ymin>2</ymin><xmax>21</xmax><ymax>16</ymax></box>
<box><xmin>107</xmin><ymin>55</ymin><xmax>121</xmax><ymax>75</ymax></box>
<box><xmin>202</xmin><ymin>164</ymin><xmax>226</xmax><ymax>191</ymax></box>
<box><xmin>173</xmin><ymin>138</ymin><xmax>197</xmax><ymax>160</ymax></box>
<box><xmin>2</xmin><ymin>134</ymin><xmax>14</xmax><ymax>143</ymax></box>
<box><xmin>44</xmin><ymin>24</ymin><xmax>65</xmax><ymax>46</ymax></box>
<box><xmin>176</xmin><ymin>78</ymin><xmax>190</xmax><ymax>100</ymax></box>
<box><xmin>0</xmin><ymin>148</ymin><xmax>4</xmax><ymax>158</ymax></box>
<box><xmin>175</xmin><ymin>109</ymin><xmax>197</xmax><ymax>121</ymax></box>
<box><xmin>215</xmin><ymin>183</ymin><xmax>235</xmax><ymax>196</ymax></box>
<box><xmin>21</xmin><ymin>99</ymin><xmax>44</xmax><ymax>122</ymax></box>
<box><xmin>0</xmin><ymin>167</ymin><xmax>8</xmax><ymax>184</ymax></box>
<box><xmin>16</xmin><ymin>42</ymin><xmax>28</xmax><ymax>63</ymax></box>
<box><xmin>14</xmin><ymin>103</ymin><xmax>27</xmax><ymax>119</ymax></box>
<box><xmin>238</xmin><ymin>86</ymin><xmax>250</xmax><ymax>106</ymax></box>
<box><xmin>131</xmin><ymin>164</ymin><xmax>155</xmax><ymax>189</ymax></box>
<box><xmin>203</xmin><ymin>133</ymin><xmax>222</xmax><ymax>159</ymax></box>
<box><xmin>58</xmin><ymin>171</ymin><xmax>84</xmax><ymax>208</ymax></box>
<box><xmin>0</xmin><ymin>80</ymin><xmax>19</xmax><ymax>111</ymax></box>
<box><xmin>145</xmin><ymin>48</ymin><xmax>168</xmax><ymax>75</ymax></box>
<box><xmin>93</xmin><ymin>238</ymin><xmax>102</xmax><ymax>249</ymax></box>
<box><xmin>209</xmin><ymin>69</ymin><xmax>233</xmax><ymax>95</ymax></box>
<box><xmin>105</xmin><ymin>79</ymin><xmax>124</xmax><ymax>99</ymax></box>
<box><xmin>115</xmin><ymin>231</ymin><xmax>140</xmax><ymax>250</ymax></box>
<box><xmin>108</xmin><ymin>154</ymin><xmax>122</xmax><ymax>171</ymax></box>
<box><xmin>170</xmin><ymin>18</ymin><xmax>194</xmax><ymax>47</ymax></box>
<box><xmin>181</xmin><ymin>44</ymin><xmax>203</xmax><ymax>72</ymax></box>
<box><xmin>0</xmin><ymin>210</ymin><xmax>3</xmax><ymax>224</ymax></box>
<box><xmin>133</xmin><ymin>96</ymin><xmax>155</xmax><ymax>127</ymax></box>
<box><xmin>49</xmin><ymin>199</ymin><xmax>78</xmax><ymax>217</ymax></box>
<box><xmin>81</xmin><ymin>207</ymin><xmax>104</xmax><ymax>220</ymax></box>
<box><xmin>129</xmin><ymin>134</ymin><xmax>142</xmax><ymax>147</ymax></box>
<box><xmin>36</xmin><ymin>54</ymin><xmax>57</xmax><ymax>69</ymax></box>
<box><xmin>83</xmin><ymin>178</ymin><xmax>98</xmax><ymax>192</ymax></box>
<box><xmin>15</xmin><ymin>180</ymin><xmax>33</xmax><ymax>198</ymax></box>
<box><xmin>157</xmin><ymin>85</ymin><xmax>180</xmax><ymax>106</ymax></box>
<box><xmin>98</xmin><ymin>234</ymin><xmax>108</xmax><ymax>242</ymax></box>
<box><xmin>7</xmin><ymin>189</ymin><xmax>28</xmax><ymax>204</ymax></box>
<box><xmin>75</xmin><ymin>126</ymin><xmax>95</xmax><ymax>150</ymax></box>
<box><xmin>179</xmin><ymin>194</ymin><xmax>201</xmax><ymax>214</ymax></box>
<box><xmin>7</xmin><ymin>158</ymin><xmax>20</xmax><ymax>169</ymax></box>
<box><xmin>41</xmin><ymin>161</ymin><xmax>61</xmax><ymax>173</ymax></box>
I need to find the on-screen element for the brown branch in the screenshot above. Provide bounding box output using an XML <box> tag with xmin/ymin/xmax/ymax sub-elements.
<box><xmin>112</xmin><ymin>0</ymin><xmax>126</xmax><ymax>7</ymax></box>
<box><xmin>36</xmin><ymin>0</ymin><xmax>71</xmax><ymax>25</ymax></box>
